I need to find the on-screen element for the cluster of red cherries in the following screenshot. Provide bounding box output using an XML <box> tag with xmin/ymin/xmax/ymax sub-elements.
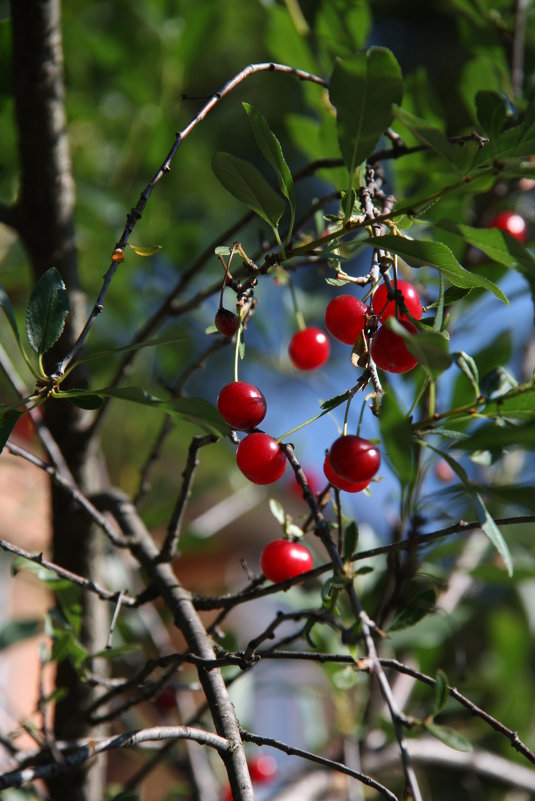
<box><xmin>214</xmin><ymin>209</ymin><xmax>528</xmax><ymax>587</ymax></box>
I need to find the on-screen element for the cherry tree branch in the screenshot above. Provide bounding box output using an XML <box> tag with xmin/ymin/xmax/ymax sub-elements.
<box><xmin>0</xmin><ymin>726</ymin><xmax>229</xmax><ymax>790</ymax></box>
<box><xmin>240</xmin><ymin>728</ymin><xmax>398</xmax><ymax>801</ymax></box>
<box><xmin>52</xmin><ymin>63</ymin><xmax>326</xmax><ymax>380</ymax></box>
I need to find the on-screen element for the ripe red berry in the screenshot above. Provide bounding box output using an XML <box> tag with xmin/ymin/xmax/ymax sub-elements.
<box><xmin>217</xmin><ymin>382</ymin><xmax>267</xmax><ymax>430</ymax></box>
<box><xmin>288</xmin><ymin>327</ymin><xmax>330</xmax><ymax>370</ymax></box>
<box><xmin>328</xmin><ymin>435</ymin><xmax>380</xmax><ymax>484</ymax></box>
<box><xmin>260</xmin><ymin>539</ymin><xmax>313</xmax><ymax>583</ymax></box>
<box><xmin>325</xmin><ymin>295</ymin><xmax>368</xmax><ymax>344</ymax></box>
<box><xmin>215</xmin><ymin>307</ymin><xmax>239</xmax><ymax>337</ymax></box>
<box><xmin>370</xmin><ymin>320</ymin><xmax>419</xmax><ymax>374</ymax></box>
<box><xmin>236</xmin><ymin>432</ymin><xmax>286</xmax><ymax>484</ymax></box>
<box><xmin>248</xmin><ymin>755</ymin><xmax>278</xmax><ymax>783</ymax></box>
<box><xmin>323</xmin><ymin>454</ymin><xmax>370</xmax><ymax>493</ymax></box>
<box><xmin>489</xmin><ymin>210</ymin><xmax>527</xmax><ymax>243</ymax></box>
<box><xmin>371</xmin><ymin>280</ymin><xmax>422</xmax><ymax>322</ymax></box>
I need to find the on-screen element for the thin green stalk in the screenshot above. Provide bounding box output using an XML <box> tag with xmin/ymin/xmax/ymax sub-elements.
<box><xmin>342</xmin><ymin>394</ymin><xmax>354</xmax><ymax>437</ymax></box>
<box><xmin>233</xmin><ymin>320</ymin><xmax>243</xmax><ymax>383</ymax></box>
<box><xmin>288</xmin><ymin>278</ymin><xmax>306</xmax><ymax>332</ymax></box>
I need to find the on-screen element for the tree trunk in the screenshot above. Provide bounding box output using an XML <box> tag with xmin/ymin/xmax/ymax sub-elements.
<box><xmin>10</xmin><ymin>2</ymin><xmax>108</xmax><ymax>799</ymax></box>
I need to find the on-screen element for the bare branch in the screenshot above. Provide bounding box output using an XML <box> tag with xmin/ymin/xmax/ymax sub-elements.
<box><xmin>0</xmin><ymin>727</ymin><xmax>230</xmax><ymax>790</ymax></box>
<box><xmin>240</xmin><ymin>729</ymin><xmax>398</xmax><ymax>801</ymax></box>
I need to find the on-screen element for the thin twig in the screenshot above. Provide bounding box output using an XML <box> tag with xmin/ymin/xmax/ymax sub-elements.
<box><xmin>4</xmin><ymin>442</ymin><xmax>127</xmax><ymax>548</ymax></box>
<box><xmin>240</xmin><ymin>728</ymin><xmax>398</xmax><ymax>801</ymax></box>
<box><xmin>159</xmin><ymin>434</ymin><xmax>218</xmax><ymax>562</ymax></box>
<box><xmin>52</xmin><ymin>63</ymin><xmax>326</xmax><ymax>380</ymax></box>
<box><xmin>0</xmin><ymin>727</ymin><xmax>230</xmax><ymax>790</ymax></box>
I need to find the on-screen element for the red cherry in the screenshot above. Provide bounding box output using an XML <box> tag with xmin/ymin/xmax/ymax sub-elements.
<box><xmin>215</xmin><ymin>308</ymin><xmax>239</xmax><ymax>337</ymax></box>
<box><xmin>328</xmin><ymin>435</ymin><xmax>380</xmax><ymax>484</ymax></box>
<box><xmin>371</xmin><ymin>280</ymin><xmax>422</xmax><ymax>322</ymax></box>
<box><xmin>154</xmin><ymin>687</ymin><xmax>176</xmax><ymax>713</ymax></box>
<box><xmin>236</xmin><ymin>432</ymin><xmax>287</xmax><ymax>484</ymax></box>
<box><xmin>248</xmin><ymin>755</ymin><xmax>278</xmax><ymax>783</ymax></box>
<box><xmin>260</xmin><ymin>539</ymin><xmax>313</xmax><ymax>583</ymax></box>
<box><xmin>489</xmin><ymin>211</ymin><xmax>527</xmax><ymax>243</ymax></box>
<box><xmin>370</xmin><ymin>320</ymin><xmax>419</xmax><ymax>374</ymax></box>
<box><xmin>288</xmin><ymin>327</ymin><xmax>330</xmax><ymax>370</ymax></box>
<box><xmin>217</xmin><ymin>382</ymin><xmax>267</xmax><ymax>430</ymax></box>
<box><xmin>323</xmin><ymin>454</ymin><xmax>370</xmax><ymax>493</ymax></box>
<box><xmin>325</xmin><ymin>295</ymin><xmax>368</xmax><ymax>344</ymax></box>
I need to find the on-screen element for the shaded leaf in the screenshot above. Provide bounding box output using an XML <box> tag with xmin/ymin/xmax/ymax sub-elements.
<box><xmin>0</xmin><ymin>284</ymin><xmax>22</xmax><ymax>347</ymax></box>
<box><xmin>434</xmin><ymin>669</ymin><xmax>449</xmax><ymax>715</ymax></box>
<box><xmin>388</xmin><ymin>587</ymin><xmax>436</xmax><ymax>631</ymax></box>
<box><xmin>343</xmin><ymin>520</ymin><xmax>359</xmax><ymax>563</ymax></box>
<box><xmin>393</xmin><ymin>105</ymin><xmax>462</xmax><ymax>171</ymax></box>
<box><xmin>474</xmin><ymin>493</ymin><xmax>513</xmax><ymax>577</ymax></box>
<box><xmin>329</xmin><ymin>48</ymin><xmax>403</xmax><ymax>176</ymax></box>
<box><xmin>0</xmin><ymin>619</ymin><xmax>42</xmax><ymax>650</ymax></box>
<box><xmin>0</xmin><ymin>408</ymin><xmax>23</xmax><ymax>454</ymax></box>
<box><xmin>474</xmin><ymin>99</ymin><xmax>535</xmax><ymax>165</ymax></box>
<box><xmin>56</xmin><ymin>387</ymin><xmax>228</xmax><ymax>437</ymax></box>
<box><xmin>26</xmin><ymin>268</ymin><xmax>70</xmax><ymax>355</ymax></box>
<box><xmin>425</xmin><ymin>721</ymin><xmax>472</xmax><ymax>752</ymax></box>
<box><xmin>475</xmin><ymin>90</ymin><xmax>514</xmax><ymax>138</ymax></box>
<box><xmin>212</xmin><ymin>152</ymin><xmax>286</xmax><ymax>230</ymax></box>
<box><xmin>367</xmin><ymin>236</ymin><xmax>508</xmax><ymax>303</ymax></box>
<box><xmin>379</xmin><ymin>389</ymin><xmax>416</xmax><ymax>484</ymax></box>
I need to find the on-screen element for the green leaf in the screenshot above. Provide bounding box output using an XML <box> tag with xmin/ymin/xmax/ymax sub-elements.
<box><xmin>474</xmin><ymin>493</ymin><xmax>513</xmax><ymax>577</ymax></box>
<box><xmin>0</xmin><ymin>619</ymin><xmax>42</xmax><ymax>650</ymax></box>
<box><xmin>434</xmin><ymin>669</ymin><xmax>449</xmax><ymax>716</ymax></box>
<box><xmin>329</xmin><ymin>47</ymin><xmax>403</xmax><ymax>176</ymax></box>
<box><xmin>25</xmin><ymin>267</ymin><xmax>70</xmax><ymax>355</ymax></box>
<box><xmin>456</xmin><ymin>420</ymin><xmax>535</xmax><ymax>452</ymax></box>
<box><xmin>343</xmin><ymin>520</ymin><xmax>359</xmax><ymax>564</ymax></box>
<box><xmin>393</xmin><ymin>105</ymin><xmax>462</xmax><ymax>172</ymax></box>
<box><xmin>212</xmin><ymin>152</ymin><xmax>286</xmax><ymax>230</ymax></box>
<box><xmin>67</xmin><ymin>394</ymin><xmax>104</xmax><ymax>410</ymax></box>
<box><xmin>436</xmin><ymin>219</ymin><xmax>535</xmax><ymax>319</ymax></box>
<box><xmin>483</xmin><ymin>384</ymin><xmax>535</xmax><ymax>420</ymax></box>
<box><xmin>0</xmin><ymin>408</ymin><xmax>23</xmax><ymax>454</ymax></box>
<box><xmin>387</xmin><ymin>318</ymin><xmax>452</xmax><ymax>374</ymax></box>
<box><xmin>454</xmin><ymin>351</ymin><xmax>480</xmax><ymax>398</ymax></box>
<box><xmin>320</xmin><ymin>392</ymin><xmax>350</xmax><ymax>412</ymax></box>
<box><xmin>388</xmin><ymin>586</ymin><xmax>436</xmax><ymax>631</ymax></box>
<box><xmin>379</xmin><ymin>389</ymin><xmax>416</xmax><ymax>484</ymax></box>
<box><xmin>56</xmin><ymin>387</ymin><xmax>228</xmax><ymax>437</ymax></box>
<box><xmin>0</xmin><ymin>284</ymin><xmax>22</xmax><ymax>347</ymax></box>
<box><xmin>269</xmin><ymin>498</ymin><xmax>286</xmax><ymax>526</ymax></box>
<box><xmin>424</xmin><ymin>722</ymin><xmax>472</xmax><ymax>752</ymax></box>
<box><xmin>474</xmin><ymin>99</ymin><xmax>535</xmax><ymax>166</ymax></box>
<box><xmin>243</xmin><ymin>102</ymin><xmax>296</xmax><ymax>231</ymax></box>
<box><xmin>367</xmin><ymin>235</ymin><xmax>508</xmax><ymax>303</ymax></box>
<box><xmin>475</xmin><ymin>90</ymin><xmax>513</xmax><ymax>138</ymax></box>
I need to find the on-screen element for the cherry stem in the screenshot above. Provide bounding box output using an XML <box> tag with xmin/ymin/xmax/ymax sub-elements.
<box><xmin>342</xmin><ymin>394</ymin><xmax>353</xmax><ymax>437</ymax></box>
<box><xmin>288</xmin><ymin>278</ymin><xmax>306</xmax><ymax>332</ymax></box>
<box><xmin>233</xmin><ymin>317</ymin><xmax>243</xmax><ymax>383</ymax></box>
<box><xmin>356</xmin><ymin>397</ymin><xmax>368</xmax><ymax>437</ymax></box>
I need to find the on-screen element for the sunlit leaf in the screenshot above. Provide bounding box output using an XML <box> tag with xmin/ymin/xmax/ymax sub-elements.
<box><xmin>243</xmin><ymin>102</ymin><xmax>296</xmax><ymax>230</ymax></box>
<box><xmin>212</xmin><ymin>151</ymin><xmax>286</xmax><ymax>230</ymax></box>
<box><xmin>329</xmin><ymin>48</ymin><xmax>403</xmax><ymax>176</ymax></box>
<box><xmin>368</xmin><ymin>235</ymin><xmax>508</xmax><ymax>303</ymax></box>
<box><xmin>127</xmin><ymin>244</ymin><xmax>162</xmax><ymax>257</ymax></box>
